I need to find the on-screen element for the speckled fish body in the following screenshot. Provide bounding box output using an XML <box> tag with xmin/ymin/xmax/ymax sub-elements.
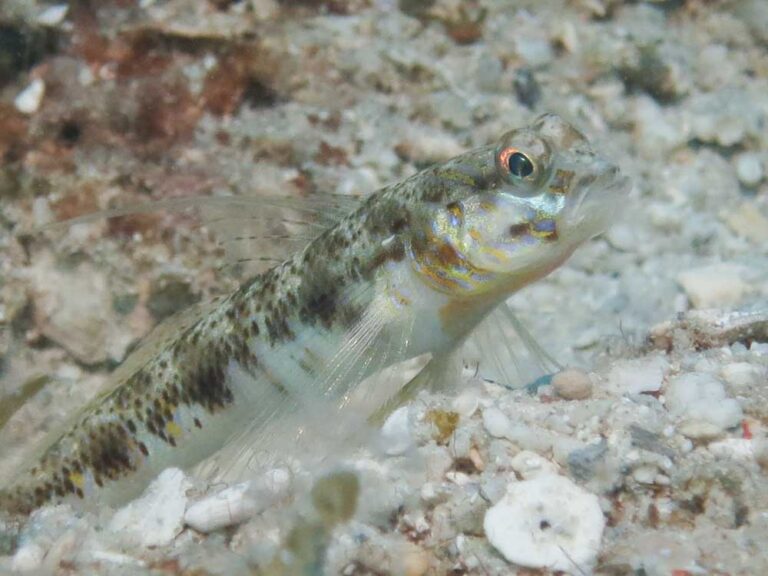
<box><xmin>0</xmin><ymin>114</ymin><xmax>629</xmax><ymax>514</ymax></box>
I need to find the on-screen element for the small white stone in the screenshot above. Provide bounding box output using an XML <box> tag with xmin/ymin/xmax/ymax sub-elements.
<box><xmin>721</xmin><ymin>362</ymin><xmax>763</xmax><ymax>389</ymax></box>
<box><xmin>32</xmin><ymin>197</ymin><xmax>53</xmax><ymax>227</ymax></box>
<box><xmin>482</xmin><ymin>407</ymin><xmax>513</xmax><ymax>439</ymax></box>
<box><xmin>84</xmin><ymin>550</ymin><xmax>146</xmax><ymax>568</ymax></box>
<box><xmin>632</xmin><ymin>465</ymin><xmax>658</xmax><ymax>484</ymax></box>
<box><xmin>250</xmin><ymin>0</ymin><xmax>280</xmax><ymax>21</ymax></box>
<box><xmin>37</xmin><ymin>4</ymin><xmax>69</xmax><ymax>26</ymax></box>
<box><xmin>552</xmin><ymin>368</ymin><xmax>593</xmax><ymax>400</ymax></box>
<box><xmin>11</xmin><ymin>543</ymin><xmax>45</xmax><ymax>572</ymax></box>
<box><xmin>666</xmin><ymin>372</ymin><xmax>743</xmax><ymax>439</ymax></box>
<box><xmin>754</xmin><ymin>438</ymin><xmax>768</xmax><ymax>468</ymax></box>
<box><xmin>451</xmin><ymin>388</ymin><xmax>480</xmax><ymax>418</ymax></box>
<box><xmin>14</xmin><ymin>78</ymin><xmax>46</xmax><ymax>114</ymax></box>
<box><xmin>484</xmin><ymin>475</ymin><xmax>604</xmax><ymax>572</ymax></box>
<box><xmin>509</xmin><ymin>450</ymin><xmax>559</xmax><ymax>479</ymax></box>
<box><xmin>379</xmin><ymin>406</ymin><xmax>413</xmax><ymax>456</ymax></box>
<box><xmin>420</xmin><ymin>482</ymin><xmax>438</xmax><ymax>502</ymax></box>
<box><xmin>734</xmin><ymin>152</ymin><xmax>764</xmax><ymax>187</ymax></box>
<box><xmin>751</xmin><ymin>342</ymin><xmax>768</xmax><ymax>355</ymax></box>
<box><xmin>677</xmin><ymin>264</ymin><xmax>750</xmax><ymax>309</ymax></box>
<box><xmin>445</xmin><ymin>471</ymin><xmax>472</xmax><ymax>486</ymax></box>
<box><xmin>78</xmin><ymin>65</ymin><xmax>95</xmax><ymax>86</ymax></box>
<box><xmin>607</xmin><ymin>356</ymin><xmax>668</xmax><ymax>395</ymax></box>
<box><xmin>109</xmin><ymin>468</ymin><xmax>191</xmax><ymax>548</ymax></box>
<box><xmin>708</xmin><ymin>438</ymin><xmax>755</xmax><ymax>460</ymax></box>
<box><xmin>184</xmin><ymin>478</ymin><xmax>275</xmax><ymax>533</ymax></box>
<box><xmin>721</xmin><ymin>202</ymin><xmax>768</xmax><ymax>244</ymax></box>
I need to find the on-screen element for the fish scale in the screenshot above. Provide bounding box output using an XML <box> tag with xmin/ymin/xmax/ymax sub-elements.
<box><xmin>0</xmin><ymin>113</ymin><xmax>629</xmax><ymax>515</ymax></box>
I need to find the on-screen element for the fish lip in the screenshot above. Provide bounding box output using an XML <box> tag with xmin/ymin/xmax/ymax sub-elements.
<box><xmin>563</xmin><ymin>165</ymin><xmax>631</xmax><ymax>237</ymax></box>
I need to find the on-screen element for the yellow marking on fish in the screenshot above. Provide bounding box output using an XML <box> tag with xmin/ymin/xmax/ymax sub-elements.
<box><xmin>442</xmin><ymin>169</ymin><xmax>476</xmax><ymax>187</ymax></box>
<box><xmin>393</xmin><ymin>289</ymin><xmax>411</xmax><ymax>307</ymax></box>
<box><xmin>480</xmin><ymin>245</ymin><xmax>511</xmax><ymax>263</ymax></box>
<box><xmin>71</xmin><ymin>473</ymin><xmax>85</xmax><ymax>490</ymax></box>
<box><xmin>166</xmin><ymin>421</ymin><xmax>183</xmax><ymax>440</ymax></box>
<box><xmin>447</xmin><ymin>201</ymin><xmax>463</xmax><ymax>222</ymax></box>
<box><xmin>479</xmin><ymin>200</ymin><xmax>497</xmax><ymax>213</ymax></box>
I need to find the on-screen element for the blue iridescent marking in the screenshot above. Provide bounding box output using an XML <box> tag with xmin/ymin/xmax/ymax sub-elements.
<box><xmin>534</xmin><ymin>219</ymin><xmax>556</xmax><ymax>233</ymax></box>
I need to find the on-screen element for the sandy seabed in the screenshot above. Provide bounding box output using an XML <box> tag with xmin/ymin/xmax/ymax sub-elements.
<box><xmin>1</xmin><ymin>1</ymin><xmax>767</xmax><ymax>574</ymax></box>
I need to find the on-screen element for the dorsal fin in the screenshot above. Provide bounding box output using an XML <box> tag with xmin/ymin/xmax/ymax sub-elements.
<box><xmin>40</xmin><ymin>192</ymin><xmax>364</xmax><ymax>277</ymax></box>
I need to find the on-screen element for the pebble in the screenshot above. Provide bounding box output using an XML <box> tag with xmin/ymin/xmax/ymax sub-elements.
<box><xmin>481</xmin><ymin>407</ymin><xmax>513</xmax><ymax>439</ymax></box>
<box><xmin>11</xmin><ymin>543</ymin><xmax>45</xmax><ymax>572</ymax></box>
<box><xmin>607</xmin><ymin>356</ymin><xmax>668</xmax><ymax>395</ymax></box>
<box><xmin>30</xmin><ymin>260</ymin><xmax>130</xmax><ymax>365</ymax></box>
<box><xmin>109</xmin><ymin>468</ymin><xmax>191</xmax><ymax>548</ymax></box>
<box><xmin>632</xmin><ymin>464</ymin><xmax>658</xmax><ymax>484</ymax></box>
<box><xmin>708</xmin><ymin>438</ymin><xmax>755</xmax><ymax>461</ymax></box>
<box><xmin>754</xmin><ymin>438</ymin><xmax>768</xmax><ymax>469</ymax></box>
<box><xmin>379</xmin><ymin>406</ymin><xmax>414</xmax><ymax>456</ymax></box>
<box><xmin>509</xmin><ymin>450</ymin><xmax>559</xmax><ymax>479</ymax></box>
<box><xmin>721</xmin><ymin>362</ymin><xmax>763</xmax><ymax>389</ymax></box>
<box><xmin>483</xmin><ymin>474</ymin><xmax>604</xmax><ymax>572</ymax></box>
<box><xmin>394</xmin><ymin>128</ymin><xmax>465</xmax><ymax>165</ymax></box>
<box><xmin>451</xmin><ymin>388</ymin><xmax>480</xmax><ymax>418</ymax></box>
<box><xmin>552</xmin><ymin>368</ymin><xmax>593</xmax><ymax>400</ymax></box>
<box><xmin>482</xmin><ymin>408</ymin><xmax>554</xmax><ymax>453</ymax></box>
<box><xmin>14</xmin><ymin>79</ymin><xmax>46</xmax><ymax>115</ymax></box>
<box><xmin>687</xmin><ymin>88</ymin><xmax>759</xmax><ymax>147</ymax></box>
<box><xmin>400</xmin><ymin>544</ymin><xmax>430</xmax><ymax>576</ymax></box>
<box><xmin>734</xmin><ymin>152</ymin><xmax>764</xmax><ymax>187</ymax></box>
<box><xmin>185</xmin><ymin>469</ymin><xmax>291</xmax><ymax>533</ymax></box>
<box><xmin>568</xmin><ymin>440</ymin><xmax>609</xmax><ymax>482</ymax></box>
<box><xmin>721</xmin><ymin>202</ymin><xmax>768</xmax><ymax>244</ymax></box>
<box><xmin>37</xmin><ymin>4</ymin><xmax>69</xmax><ymax>26</ymax></box>
<box><xmin>665</xmin><ymin>372</ymin><xmax>743</xmax><ymax>439</ymax></box>
<box><xmin>677</xmin><ymin>264</ymin><xmax>750</xmax><ymax>309</ymax></box>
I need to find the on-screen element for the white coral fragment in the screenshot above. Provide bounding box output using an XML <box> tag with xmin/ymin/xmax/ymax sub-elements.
<box><xmin>14</xmin><ymin>79</ymin><xmax>45</xmax><ymax>114</ymax></box>
<box><xmin>184</xmin><ymin>468</ymin><xmax>291</xmax><ymax>533</ymax></box>
<box><xmin>108</xmin><ymin>468</ymin><xmax>191</xmax><ymax>548</ymax></box>
<box><xmin>483</xmin><ymin>474</ymin><xmax>605</xmax><ymax>574</ymax></box>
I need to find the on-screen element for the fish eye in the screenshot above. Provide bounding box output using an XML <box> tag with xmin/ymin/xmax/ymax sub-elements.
<box><xmin>498</xmin><ymin>146</ymin><xmax>537</xmax><ymax>181</ymax></box>
<box><xmin>507</xmin><ymin>152</ymin><xmax>534</xmax><ymax>178</ymax></box>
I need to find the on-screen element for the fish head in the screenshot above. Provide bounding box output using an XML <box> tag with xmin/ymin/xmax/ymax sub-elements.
<box><xmin>410</xmin><ymin>113</ymin><xmax>630</xmax><ymax>296</ymax></box>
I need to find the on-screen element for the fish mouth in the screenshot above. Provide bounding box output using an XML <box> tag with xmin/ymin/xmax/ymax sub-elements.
<box><xmin>562</xmin><ymin>162</ymin><xmax>631</xmax><ymax>243</ymax></box>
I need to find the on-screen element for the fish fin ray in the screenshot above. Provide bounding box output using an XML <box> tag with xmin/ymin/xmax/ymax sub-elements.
<box><xmin>463</xmin><ymin>301</ymin><xmax>559</xmax><ymax>388</ymax></box>
<box><xmin>38</xmin><ymin>193</ymin><xmax>364</xmax><ymax>277</ymax></box>
<box><xmin>195</xmin><ymin>280</ymin><xmax>413</xmax><ymax>483</ymax></box>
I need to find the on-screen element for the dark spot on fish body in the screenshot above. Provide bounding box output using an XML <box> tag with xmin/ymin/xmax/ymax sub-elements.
<box><xmin>301</xmin><ymin>289</ymin><xmax>338</xmax><ymax>329</ymax></box>
<box><xmin>418</xmin><ymin>170</ymin><xmax>456</xmax><ymax>203</ymax></box>
<box><xmin>79</xmin><ymin>421</ymin><xmax>139</xmax><ymax>485</ymax></box>
<box><xmin>265</xmin><ymin>308</ymin><xmax>294</xmax><ymax>345</ymax></box>
<box><xmin>509</xmin><ymin>222</ymin><xmax>531</xmax><ymax>237</ymax></box>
